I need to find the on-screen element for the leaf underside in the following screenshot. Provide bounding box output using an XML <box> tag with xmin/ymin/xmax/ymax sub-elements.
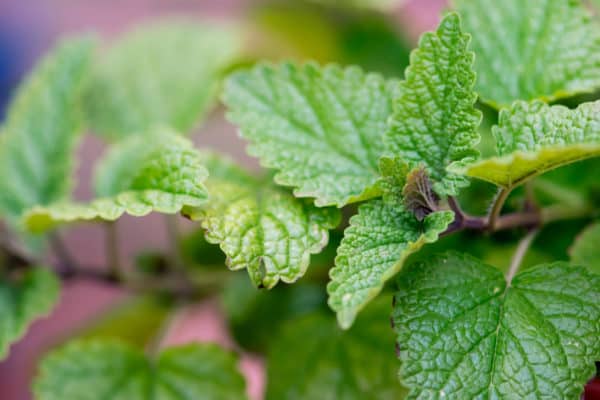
<box><xmin>0</xmin><ymin>267</ymin><xmax>59</xmax><ymax>360</ymax></box>
<box><xmin>34</xmin><ymin>341</ymin><xmax>247</xmax><ymax>400</ymax></box>
<box><xmin>184</xmin><ymin>151</ymin><xmax>340</xmax><ymax>289</ymax></box>
<box><xmin>384</xmin><ymin>12</ymin><xmax>481</xmax><ymax>197</ymax></box>
<box><xmin>223</xmin><ymin>62</ymin><xmax>398</xmax><ymax>207</ymax></box>
<box><xmin>454</xmin><ymin>0</ymin><xmax>600</xmax><ymax>107</ymax></box>
<box><xmin>457</xmin><ymin>100</ymin><xmax>600</xmax><ymax>188</ymax></box>
<box><xmin>266</xmin><ymin>299</ymin><xmax>408</xmax><ymax>400</ymax></box>
<box><xmin>0</xmin><ymin>38</ymin><xmax>93</xmax><ymax>224</ymax></box>
<box><xmin>84</xmin><ymin>20</ymin><xmax>240</xmax><ymax>140</ymax></box>
<box><xmin>393</xmin><ymin>252</ymin><xmax>600</xmax><ymax>399</ymax></box>
<box><xmin>24</xmin><ymin>131</ymin><xmax>208</xmax><ymax>233</ymax></box>
<box><xmin>327</xmin><ymin>199</ymin><xmax>453</xmax><ymax>329</ymax></box>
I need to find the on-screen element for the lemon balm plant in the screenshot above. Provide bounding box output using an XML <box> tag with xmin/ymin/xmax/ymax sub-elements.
<box><xmin>1</xmin><ymin>1</ymin><xmax>600</xmax><ymax>399</ymax></box>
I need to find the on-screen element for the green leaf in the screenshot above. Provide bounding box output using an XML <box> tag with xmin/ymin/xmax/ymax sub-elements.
<box><xmin>570</xmin><ymin>222</ymin><xmax>600</xmax><ymax>274</ymax></box>
<box><xmin>183</xmin><ymin>151</ymin><xmax>340</xmax><ymax>288</ymax></box>
<box><xmin>0</xmin><ymin>267</ymin><xmax>59</xmax><ymax>360</ymax></box>
<box><xmin>376</xmin><ymin>156</ymin><xmax>410</xmax><ymax>204</ymax></box>
<box><xmin>393</xmin><ymin>252</ymin><xmax>600</xmax><ymax>399</ymax></box>
<box><xmin>454</xmin><ymin>100</ymin><xmax>600</xmax><ymax>189</ymax></box>
<box><xmin>266</xmin><ymin>299</ymin><xmax>408</xmax><ymax>400</ymax></box>
<box><xmin>454</xmin><ymin>0</ymin><xmax>600</xmax><ymax>107</ymax></box>
<box><xmin>23</xmin><ymin>131</ymin><xmax>208</xmax><ymax>233</ymax></box>
<box><xmin>34</xmin><ymin>340</ymin><xmax>247</xmax><ymax>400</ymax></box>
<box><xmin>0</xmin><ymin>38</ymin><xmax>94</xmax><ymax>224</ymax></box>
<box><xmin>223</xmin><ymin>62</ymin><xmax>398</xmax><ymax>207</ymax></box>
<box><xmin>327</xmin><ymin>199</ymin><xmax>453</xmax><ymax>329</ymax></box>
<box><xmin>384</xmin><ymin>12</ymin><xmax>481</xmax><ymax>197</ymax></box>
<box><xmin>84</xmin><ymin>20</ymin><xmax>240</xmax><ymax>140</ymax></box>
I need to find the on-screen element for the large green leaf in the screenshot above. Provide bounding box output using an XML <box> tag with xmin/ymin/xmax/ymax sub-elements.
<box><xmin>455</xmin><ymin>100</ymin><xmax>600</xmax><ymax>189</ymax></box>
<box><xmin>266</xmin><ymin>299</ymin><xmax>408</xmax><ymax>400</ymax></box>
<box><xmin>0</xmin><ymin>267</ymin><xmax>59</xmax><ymax>360</ymax></box>
<box><xmin>393</xmin><ymin>252</ymin><xmax>600</xmax><ymax>399</ymax></box>
<box><xmin>0</xmin><ymin>38</ymin><xmax>94</xmax><ymax>225</ymax></box>
<box><xmin>327</xmin><ymin>199</ymin><xmax>453</xmax><ymax>329</ymax></box>
<box><xmin>23</xmin><ymin>131</ymin><xmax>208</xmax><ymax>233</ymax></box>
<box><xmin>223</xmin><ymin>62</ymin><xmax>398</xmax><ymax>207</ymax></box>
<box><xmin>454</xmin><ymin>0</ymin><xmax>600</xmax><ymax>107</ymax></box>
<box><xmin>384</xmin><ymin>12</ymin><xmax>481</xmax><ymax>196</ymax></box>
<box><xmin>570</xmin><ymin>222</ymin><xmax>600</xmax><ymax>274</ymax></box>
<box><xmin>183</xmin><ymin>151</ymin><xmax>340</xmax><ymax>289</ymax></box>
<box><xmin>34</xmin><ymin>341</ymin><xmax>247</xmax><ymax>400</ymax></box>
<box><xmin>84</xmin><ymin>20</ymin><xmax>240</xmax><ymax>140</ymax></box>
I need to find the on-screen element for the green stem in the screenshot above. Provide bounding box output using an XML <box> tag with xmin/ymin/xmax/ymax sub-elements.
<box><xmin>488</xmin><ymin>187</ymin><xmax>511</xmax><ymax>230</ymax></box>
<box><xmin>506</xmin><ymin>228</ymin><xmax>539</xmax><ymax>284</ymax></box>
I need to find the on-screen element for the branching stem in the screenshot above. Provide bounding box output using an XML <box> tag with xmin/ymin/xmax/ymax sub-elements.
<box><xmin>488</xmin><ymin>188</ymin><xmax>511</xmax><ymax>230</ymax></box>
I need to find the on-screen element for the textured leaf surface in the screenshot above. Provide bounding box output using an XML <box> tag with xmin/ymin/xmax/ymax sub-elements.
<box><xmin>34</xmin><ymin>341</ymin><xmax>247</xmax><ymax>400</ymax></box>
<box><xmin>184</xmin><ymin>151</ymin><xmax>340</xmax><ymax>288</ymax></box>
<box><xmin>84</xmin><ymin>21</ymin><xmax>239</xmax><ymax>139</ymax></box>
<box><xmin>0</xmin><ymin>267</ymin><xmax>59</xmax><ymax>360</ymax></box>
<box><xmin>454</xmin><ymin>0</ymin><xmax>600</xmax><ymax>107</ymax></box>
<box><xmin>570</xmin><ymin>222</ymin><xmax>600</xmax><ymax>274</ymax></box>
<box><xmin>384</xmin><ymin>12</ymin><xmax>481</xmax><ymax>196</ymax></box>
<box><xmin>24</xmin><ymin>132</ymin><xmax>208</xmax><ymax>232</ymax></box>
<box><xmin>266</xmin><ymin>299</ymin><xmax>408</xmax><ymax>400</ymax></box>
<box><xmin>393</xmin><ymin>252</ymin><xmax>600</xmax><ymax>399</ymax></box>
<box><xmin>223</xmin><ymin>62</ymin><xmax>397</xmax><ymax>207</ymax></box>
<box><xmin>0</xmin><ymin>38</ymin><xmax>93</xmax><ymax>224</ymax></box>
<box><xmin>456</xmin><ymin>100</ymin><xmax>600</xmax><ymax>188</ymax></box>
<box><xmin>327</xmin><ymin>199</ymin><xmax>453</xmax><ymax>328</ymax></box>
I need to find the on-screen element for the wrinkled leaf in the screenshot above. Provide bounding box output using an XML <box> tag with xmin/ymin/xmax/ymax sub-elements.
<box><xmin>223</xmin><ymin>62</ymin><xmax>397</xmax><ymax>207</ymax></box>
<box><xmin>384</xmin><ymin>12</ymin><xmax>481</xmax><ymax>196</ymax></box>
<box><xmin>454</xmin><ymin>0</ymin><xmax>600</xmax><ymax>107</ymax></box>
<box><xmin>327</xmin><ymin>199</ymin><xmax>453</xmax><ymax>328</ymax></box>
<box><xmin>393</xmin><ymin>252</ymin><xmax>600</xmax><ymax>399</ymax></box>
<box><xmin>455</xmin><ymin>100</ymin><xmax>600</xmax><ymax>189</ymax></box>
<box><xmin>184</xmin><ymin>151</ymin><xmax>340</xmax><ymax>288</ymax></box>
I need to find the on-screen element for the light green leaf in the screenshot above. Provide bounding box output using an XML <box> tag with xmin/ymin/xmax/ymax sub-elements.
<box><xmin>23</xmin><ymin>131</ymin><xmax>208</xmax><ymax>233</ymax></box>
<box><xmin>84</xmin><ymin>20</ymin><xmax>240</xmax><ymax>140</ymax></box>
<box><xmin>393</xmin><ymin>252</ymin><xmax>600</xmax><ymax>399</ymax></box>
<box><xmin>183</xmin><ymin>151</ymin><xmax>340</xmax><ymax>288</ymax></box>
<box><xmin>0</xmin><ymin>38</ymin><xmax>94</xmax><ymax>224</ymax></box>
<box><xmin>454</xmin><ymin>0</ymin><xmax>600</xmax><ymax>107</ymax></box>
<box><xmin>454</xmin><ymin>100</ymin><xmax>600</xmax><ymax>189</ymax></box>
<box><xmin>376</xmin><ymin>156</ymin><xmax>410</xmax><ymax>204</ymax></box>
<box><xmin>0</xmin><ymin>267</ymin><xmax>59</xmax><ymax>360</ymax></box>
<box><xmin>384</xmin><ymin>12</ymin><xmax>481</xmax><ymax>197</ymax></box>
<box><xmin>266</xmin><ymin>299</ymin><xmax>408</xmax><ymax>400</ymax></box>
<box><xmin>223</xmin><ymin>62</ymin><xmax>398</xmax><ymax>207</ymax></box>
<box><xmin>34</xmin><ymin>341</ymin><xmax>247</xmax><ymax>400</ymax></box>
<box><xmin>570</xmin><ymin>222</ymin><xmax>600</xmax><ymax>274</ymax></box>
<box><xmin>327</xmin><ymin>199</ymin><xmax>453</xmax><ymax>329</ymax></box>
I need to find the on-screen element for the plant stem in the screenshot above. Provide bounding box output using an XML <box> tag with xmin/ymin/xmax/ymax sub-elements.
<box><xmin>165</xmin><ymin>215</ymin><xmax>184</xmax><ymax>271</ymax></box>
<box><xmin>506</xmin><ymin>228</ymin><xmax>539</xmax><ymax>284</ymax></box>
<box><xmin>488</xmin><ymin>188</ymin><xmax>511</xmax><ymax>230</ymax></box>
<box><xmin>105</xmin><ymin>222</ymin><xmax>121</xmax><ymax>281</ymax></box>
<box><xmin>49</xmin><ymin>232</ymin><xmax>77</xmax><ymax>277</ymax></box>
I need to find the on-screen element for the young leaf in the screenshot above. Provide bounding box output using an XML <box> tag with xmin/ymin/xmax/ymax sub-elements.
<box><xmin>0</xmin><ymin>267</ymin><xmax>59</xmax><ymax>360</ymax></box>
<box><xmin>454</xmin><ymin>0</ymin><xmax>600</xmax><ymax>107</ymax></box>
<box><xmin>34</xmin><ymin>341</ymin><xmax>247</xmax><ymax>400</ymax></box>
<box><xmin>266</xmin><ymin>299</ymin><xmax>408</xmax><ymax>400</ymax></box>
<box><xmin>223</xmin><ymin>62</ymin><xmax>398</xmax><ymax>207</ymax></box>
<box><xmin>454</xmin><ymin>100</ymin><xmax>600</xmax><ymax>189</ymax></box>
<box><xmin>0</xmin><ymin>38</ymin><xmax>93</xmax><ymax>225</ymax></box>
<box><xmin>327</xmin><ymin>199</ymin><xmax>453</xmax><ymax>329</ymax></box>
<box><xmin>570</xmin><ymin>222</ymin><xmax>600</xmax><ymax>274</ymax></box>
<box><xmin>84</xmin><ymin>20</ymin><xmax>240</xmax><ymax>140</ymax></box>
<box><xmin>384</xmin><ymin>12</ymin><xmax>481</xmax><ymax>197</ymax></box>
<box><xmin>393</xmin><ymin>252</ymin><xmax>600</xmax><ymax>399</ymax></box>
<box><xmin>183</xmin><ymin>151</ymin><xmax>340</xmax><ymax>289</ymax></box>
<box><xmin>23</xmin><ymin>131</ymin><xmax>208</xmax><ymax>233</ymax></box>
